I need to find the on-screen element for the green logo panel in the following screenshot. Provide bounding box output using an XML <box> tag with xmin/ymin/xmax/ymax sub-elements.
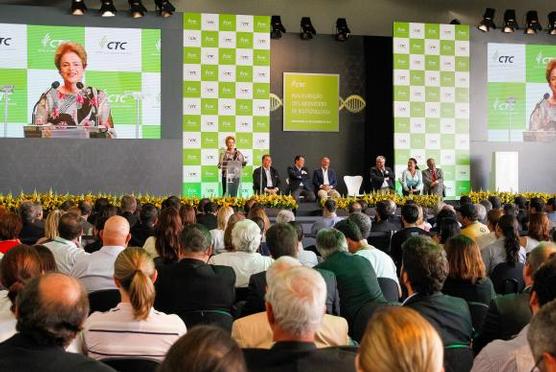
<box><xmin>236</xmin><ymin>132</ymin><xmax>253</xmax><ymax>148</ymax></box>
<box><xmin>201</xmin><ymin>132</ymin><xmax>218</xmax><ymax>148</ymax></box>
<box><xmin>426</xmin><ymin>118</ymin><xmax>440</xmax><ymax>133</ymax></box>
<box><xmin>184</xmin><ymin>13</ymin><xmax>202</xmax><ymax>30</ymax></box>
<box><xmin>219</xmin><ymin>49</ymin><xmax>236</xmax><ymax>65</ymax></box>
<box><xmin>425</xmin><ymin>24</ymin><xmax>440</xmax><ymax>39</ymax></box>
<box><xmin>184</xmin><ymin>47</ymin><xmax>201</xmax><ymax>64</ymax></box>
<box><xmin>526</xmin><ymin>44</ymin><xmax>556</xmax><ymax>83</ymax></box>
<box><xmin>183</xmin><ymin>115</ymin><xmax>201</xmax><ymax>131</ymax></box>
<box><xmin>487</xmin><ymin>82</ymin><xmax>526</xmax><ymax>130</ymax></box>
<box><xmin>202</xmin><ymin>166</ymin><xmax>219</xmax><ymax>182</ymax></box>
<box><xmin>201</xmin><ymin>98</ymin><xmax>218</xmax><ymax>115</ymax></box>
<box><xmin>184</xmin><ymin>81</ymin><xmax>201</xmax><ymax>97</ymax></box>
<box><xmin>253</xmin><ymin>83</ymin><xmax>270</xmax><ymax>99</ymax></box>
<box><xmin>219</xmin><ymin>82</ymin><xmax>235</xmax><ymax>98</ymax></box>
<box><xmin>183</xmin><ymin>149</ymin><xmax>201</xmax><ymax>165</ymax></box>
<box><xmin>142</xmin><ymin>125</ymin><xmax>160</xmax><ymax>139</ymax></box>
<box><xmin>27</xmin><ymin>25</ymin><xmax>85</xmax><ymax>70</ymax></box>
<box><xmin>201</xmin><ymin>65</ymin><xmax>219</xmax><ymax>81</ymax></box>
<box><xmin>394</xmin><ymin>118</ymin><xmax>410</xmax><ymax>133</ymax></box>
<box><xmin>254</xmin><ymin>50</ymin><xmax>270</xmax><ymax>66</ymax></box>
<box><xmin>253</xmin><ymin>116</ymin><xmax>270</xmax><ymax>132</ymax></box>
<box><xmin>218</xmin><ymin>116</ymin><xmax>235</xmax><ymax>131</ymax></box>
<box><xmin>219</xmin><ymin>14</ymin><xmax>236</xmax><ymax>31</ymax></box>
<box><xmin>394</xmin><ymin>54</ymin><xmax>410</xmax><ymax>69</ymax></box>
<box><xmin>236</xmin><ymin>32</ymin><xmax>254</xmax><ymax>49</ymax></box>
<box><xmin>183</xmin><ymin>182</ymin><xmax>202</xmax><ymax>197</ymax></box>
<box><xmin>254</xmin><ymin>16</ymin><xmax>270</xmax><ymax>33</ymax></box>
<box><xmin>236</xmin><ymin>99</ymin><xmax>253</xmax><ymax>116</ymax></box>
<box><xmin>142</xmin><ymin>29</ymin><xmax>161</xmax><ymax>73</ymax></box>
<box><xmin>201</xmin><ymin>31</ymin><xmax>219</xmax><ymax>48</ymax></box>
<box><xmin>236</xmin><ymin>66</ymin><xmax>253</xmax><ymax>82</ymax></box>
<box><xmin>0</xmin><ymin>69</ymin><xmax>27</xmax><ymax>123</ymax></box>
<box><xmin>393</xmin><ymin>22</ymin><xmax>409</xmax><ymax>38</ymax></box>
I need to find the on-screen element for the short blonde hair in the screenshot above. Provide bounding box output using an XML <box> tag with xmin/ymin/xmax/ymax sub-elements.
<box><xmin>43</xmin><ymin>209</ymin><xmax>63</xmax><ymax>241</ymax></box>
<box><xmin>54</xmin><ymin>42</ymin><xmax>87</xmax><ymax>71</ymax></box>
<box><xmin>358</xmin><ymin>307</ymin><xmax>444</xmax><ymax>372</ymax></box>
<box><xmin>217</xmin><ymin>206</ymin><xmax>234</xmax><ymax>231</ymax></box>
<box><xmin>546</xmin><ymin>59</ymin><xmax>556</xmax><ymax>82</ymax></box>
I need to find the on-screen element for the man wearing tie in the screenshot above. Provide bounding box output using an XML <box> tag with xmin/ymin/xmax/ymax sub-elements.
<box><xmin>422</xmin><ymin>158</ymin><xmax>445</xmax><ymax>196</ymax></box>
<box><xmin>287</xmin><ymin>155</ymin><xmax>316</xmax><ymax>203</ymax></box>
<box><xmin>252</xmin><ymin>154</ymin><xmax>281</xmax><ymax>195</ymax></box>
<box><xmin>370</xmin><ymin>155</ymin><xmax>395</xmax><ymax>193</ymax></box>
<box><xmin>313</xmin><ymin>157</ymin><xmax>341</xmax><ymax>200</ymax></box>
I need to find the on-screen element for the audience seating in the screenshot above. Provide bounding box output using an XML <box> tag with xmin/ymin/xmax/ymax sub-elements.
<box><xmin>377</xmin><ymin>277</ymin><xmax>399</xmax><ymax>302</ymax></box>
<box><xmin>102</xmin><ymin>358</ymin><xmax>160</xmax><ymax>372</ymax></box>
<box><xmin>88</xmin><ymin>289</ymin><xmax>120</xmax><ymax>314</ymax></box>
<box><xmin>490</xmin><ymin>262</ymin><xmax>525</xmax><ymax>295</ymax></box>
<box><xmin>467</xmin><ymin>301</ymin><xmax>490</xmax><ymax>334</ymax></box>
<box><xmin>367</xmin><ymin>231</ymin><xmax>393</xmax><ymax>254</ymax></box>
<box><xmin>177</xmin><ymin>309</ymin><xmax>233</xmax><ymax>332</ymax></box>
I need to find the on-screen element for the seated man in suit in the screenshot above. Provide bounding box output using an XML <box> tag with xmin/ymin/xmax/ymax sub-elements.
<box><xmin>242</xmin><ymin>223</ymin><xmax>340</xmax><ymax>317</ymax></box>
<box><xmin>233</xmin><ymin>257</ymin><xmax>349</xmax><ymax>349</ymax></box>
<box><xmin>154</xmin><ymin>224</ymin><xmax>236</xmax><ymax>324</ymax></box>
<box><xmin>287</xmin><ymin>155</ymin><xmax>316</xmax><ymax>203</ymax></box>
<box><xmin>312</xmin><ymin>157</ymin><xmax>341</xmax><ymax>200</ymax></box>
<box><xmin>371</xmin><ymin>200</ymin><xmax>402</xmax><ymax>233</ymax></box>
<box><xmin>422</xmin><ymin>158</ymin><xmax>445</xmax><ymax>196</ymax></box>
<box><xmin>370</xmin><ymin>155</ymin><xmax>395</xmax><ymax>193</ymax></box>
<box><xmin>401</xmin><ymin>236</ymin><xmax>474</xmax><ymax>372</ymax></box>
<box><xmin>242</xmin><ymin>265</ymin><xmax>356</xmax><ymax>372</ymax></box>
<box><xmin>252</xmin><ymin>154</ymin><xmax>281</xmax><ymax>195</ymax></box>
<box><xmin>0</xmin><ymin>273</ymin><xmax>112</xmax><ymax>372</ymax></box>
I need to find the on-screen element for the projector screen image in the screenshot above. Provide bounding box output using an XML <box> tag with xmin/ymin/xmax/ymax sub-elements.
<box><xmin>0</xmin><ymin>23</ymin><xmax>161</xmax><ymax>139</ymax></box>
<box><xmin>488</xmin><ymin>43</ymin><xmax>556</xmax><ymax>142</ymax></box>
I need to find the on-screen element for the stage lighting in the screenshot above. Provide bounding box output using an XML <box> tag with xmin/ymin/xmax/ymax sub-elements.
<box><xmin>335</xmin><ymin>18</ymin><xmax>351</xmax><ymax>41</ymax></box>
<box><xmin>270</xmin><ymin>15</ymin><xmax>286</xmax><ymax>39</ymax></box>
<box><xmin>548</xmin><ymin>12</ymin><xmax>556</xmax><ymax>35</ymax></box>
<box><xmin>70</xmin><ymin>0</ymin><xmax>87</xmax><ymax>15</ymax></box>
<box><xmin>99</xmin><ymin>0</ymin><xmax>116</xmax><ymax>17</ymax></box>
<box><xmin>478</xmin><ymin>8</ymin><xmax>496</xmax><ymax>32</ymax></box>
<box><xmin>300</xmin><ymin>17</ymin><xmax>316</xmax><ymax>40</ymax></box>
<box><xmin>502</xmin><ymin>9</ymin><xmax>518</xmax><ymax>33</ymax></box>
<box><xmin>525</xmin><ymin>10</ymin><xmax>542</xmax><ymax>34</ymax></box>
<box><xmin>128</xmin><ymin>0</ymin><xmax>147</xmax><ymax>18</ymax></box>
<box><xmin>155</xmin><ymin>0</ymin><xmax>175</xmax><ymax>18</ymax></box>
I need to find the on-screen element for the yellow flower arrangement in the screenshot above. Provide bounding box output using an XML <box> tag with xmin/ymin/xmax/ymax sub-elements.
<box><xmin>466</xmin><ymin>191</ymin><xmax>556</xmax><ymax>204</ymax></box>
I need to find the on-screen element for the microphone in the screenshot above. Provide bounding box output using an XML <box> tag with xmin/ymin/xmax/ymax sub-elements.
<box><xmin>31</xmin><ymin>81</ymin><xmax>60</xmax><ymax>125</ymax></box>
<box><xmin>76</xmin><ymin>82</ymin><xmax>84</xmax><ymax>90</ymax></box>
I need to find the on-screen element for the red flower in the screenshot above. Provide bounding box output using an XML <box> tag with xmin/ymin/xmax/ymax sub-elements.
<box><xmin>57</xmin><ymin>91</ymin><xmax>65</xmax><ymax>100</ymax></box>
<box><xmin>76</xmin><ymin>94</ymin><xmax>84</xmax><ymax>105</ymax></box>
<box><xmin>90</xmin><ymin>96</ymin><xmax>98</xmax><ymax>108</ymax></box>
<box><xmin>51</xmin><ymin>107</ymin><xmax>60</xmax><ymax>119</ymax></box>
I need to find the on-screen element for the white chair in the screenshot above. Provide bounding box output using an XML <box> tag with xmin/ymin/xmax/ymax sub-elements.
<box><xmin>343</xmin><ymin>175</ymin><xmax>363</xmax><ymax>197</ymax></box>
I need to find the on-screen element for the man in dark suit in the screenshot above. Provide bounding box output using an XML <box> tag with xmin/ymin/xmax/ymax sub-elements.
<box><xmin>19</xmin><ymin>201</ymin><xmax>44</xmax><ymax>245</ymax></box>
<box><xmin>242</xmin><ymin>223</ymin><xmax>340</xmax><ymax>317</ymax></box>
<box><xmin>154</xmin><ymin>224</ymin><xmax>236</xmax><ymax>323</ymax></box>
<box><xmin>196</xmin><ymin>202</ymin><xmax>218</xmax><ymax>230</ymax></box>
<box><xmin>129</xmin><ymin>203</ymin><xmax>158</xmax><ymax>247</ymax></box>
<box><xmin>401</xmin><ymin>236</ymin><xmax>473</xmax><ymax>372</ymax></box>
<box><xmin>119</xmin><ymin>195</ymin><xmax>138</xmax><ymax>228</ymax></box>
<box><xmin>287</xmin><ymin>155</ymin><xmax>316</xmax><ymax>202</ymax></box>
<box><xmin>371</xmin><ymin>200</ymin><xmax>402</xmax><ymax>233</ymax></box>
<box><xmin>390</xmin><ymin>203</ymin><xmax>430</xmax><ymax>273</ymax></box>
<box><xmin>252</xmin><ymin>154</ymin><xmax>281</xmax><ymax>195</ymax></box>
<box><xmin>312</xmin><ymin>157</ymin><xmax>341</xmax><ymax>200</ymax></box>
<box><xmin>242</xmin><ymin>265</ymin><xmax>356</xmax><ymax>372</ymax></box>
<box><xmin>370</xmin><ymin>155</ymin><xmax>395</xmax><ymax>193</ymax></box>
<box><xmin>0</xmin><ymin>273</ymin><xmax>112</xmax><ymax>372</ymax></box>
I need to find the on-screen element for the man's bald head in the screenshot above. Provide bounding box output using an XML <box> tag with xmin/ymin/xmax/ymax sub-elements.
<box><xmin>100</xmin><ymin>215</ymin><xmax>131</xmax><ymax>247</ymax></box>
<box><xmin>16</xmin><ymin>273</ymin><xmax>89</xmax><ymax>347</ymax></box>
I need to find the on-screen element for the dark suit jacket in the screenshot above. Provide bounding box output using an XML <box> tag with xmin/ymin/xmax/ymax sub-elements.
<box><xmin>243</xmin><ymin>342</ymin><xmax>357</xmax><ymax>372</ymax></box>
<box><xmin>312</xmin><ymin>168</ymin><xmax>338</xmax><ymax>190</ymax></box>
<box><xmin>196</xmin><ymin>214</ymin><xmax>217</xmax><ymax>231</ymax></box>
<box><xmin>370</xmin><ymin>166</ymin><xmax>395</xmax><ymax>191</ymax></box>
<box><xmin>287</xmin><ymin>166</ymin><xmax>314</xmax><ymax>193</ymax></box>
<box><xmin>0</xmin><ymin>333</ymin><xmax>114</xmax><ymax>372</ymax></box>
<box><xmin>253</xmin><ymin>166</ymin><xmax>282</xmax><ymax>194</ymax></box>
<box><xmin>371</xmin><ymin>216</ymin><xmax>402</xmax><ymax>233</ymax></box>
<box><xmin>154</xmin><ymin>258</ymin><xmax>236</xmax><ymax>316</ymax></box>
<box><xmin>242</xmin><ymin>268</ymin><xmax>341</xmax><ymax>317</ymax></box>
<box><xmin>19</xmin><ymin>222</ymin><xmax>44</xmax><ymax>245</ymax></box>
<box><xmin>129</xmin><ymin>222</ymin><xmax>155</xmax><ymax>247</ymax></box>
<box><xmin>120</xmin><ymin>211</ymin><xmax>138</xmax><ymax>228</ymax></box>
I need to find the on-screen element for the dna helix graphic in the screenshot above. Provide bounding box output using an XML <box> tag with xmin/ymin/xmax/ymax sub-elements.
<box><xmin>269</xmin><ymin>93</ymin><xmax>366</xmax><ymax>113</ymax></box>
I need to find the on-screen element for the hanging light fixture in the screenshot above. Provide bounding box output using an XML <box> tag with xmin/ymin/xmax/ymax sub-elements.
<box><xmin>270</xmin><ymin>15</ymin><xmax>286</xmax><ymax>39</ymax></box>
<box><xmin>525</xmin><ymin>10</ymin><xmax>542</xmax><ymax>34</ymax></box>
<box><xmin>128</xmin><ymin>0</ymin><xmax>147</xmax><ymax>18</ymax></box>
<box><xmin>99</xmin><ymin>0</ymin><xmax>117</xmax><ymax>17</ymax></box>
<box><xmin>155</xmin><ymin>0</ymin><xmax>175</xmax><ymax>18</ymax></box>
<box><xmin>300</xmin><ymin>17</ymin><xmax>316</xmax><ymax>40</ymax></box>
<box><xmin>548</xmin><ymin>12</ymin><xmax>556</xmax><ymax>35</ymax></box>
<box><xmin>70</xmin><ymin>0</ymin><xmax>87</xmax><ymax>15</ymax></box>
<box><xmin>478</xmin><ymin>8</ymin><xmax>496</xmax><ymax>32</ymax></box>
<box><xmin>335</xmin><ymin>18</ymin><xmax>351</xmax><ymax>41</ymax></box>
<box><xmin>502</xmin><ymin>9</ymin><xmax>518</xmax><ymax>33</ymax></box>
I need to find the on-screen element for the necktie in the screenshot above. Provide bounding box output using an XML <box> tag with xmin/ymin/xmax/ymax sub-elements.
<box><xmin>432</xmin><ymin>169</ymin><xmax>437</xmax><ymax>182</ymax></box>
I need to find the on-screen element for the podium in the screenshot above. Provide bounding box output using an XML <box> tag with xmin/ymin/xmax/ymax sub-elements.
<box><xmin>23</xmin><ymin>125</ymin><xmax>111</xmax><ymax>139</ymax></box>
<box><xmin>222</xmin><ymin>159</ymin><xmax>243</xmax><ymax>197</ymax></box>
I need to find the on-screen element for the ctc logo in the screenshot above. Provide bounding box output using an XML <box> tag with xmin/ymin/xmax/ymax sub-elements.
<box><xmin>498</xmin><ymin>55</ymin><xmax>514</xmax><ymax>64</ymax></box>
<box><xmin>107</xmin><ymin>41</ymin><xmax>127</xmax><ymax>50</ymax></box>
<box><xmin>0</xmin><ymin>37</ymin><xmax>12</xmax><ymax>46</ymax></box>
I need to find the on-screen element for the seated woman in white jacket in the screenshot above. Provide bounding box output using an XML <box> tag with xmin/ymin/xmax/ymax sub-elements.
<box><xmin>400</xmin><ymin>158</ymin><xmax>423</xmax><ymax>196</ymax></box>
<box><xmin>82</xmin><ymin>247</ymin><xmax>186</xmax><ymax>361</ymax></box>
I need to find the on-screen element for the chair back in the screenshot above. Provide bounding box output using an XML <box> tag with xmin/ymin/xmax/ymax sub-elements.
<box><xmin>88</xmin><ymin>289</ymin><xmax>120</xmax><ymax>314</ymax></box>
<box><xmin>343</xmin><ymin>175</ymin><xmax>363</xmax><ymax>196</ymax></box>
<box><xmin>102</xmin><ymin>358</ymin><xmax>159</xmax><ymax>372</ymax></box>
<box><xmin>467</xmin><ymin>301</ymin><xmax>490</xmax><ymax>333</ymax></box>
<box><xmin>177</xmin><ymin>309</ymin><xmax>233</xmax><ymax>333</ymax></box>
<box><xmin>444</xmin><ymin>345</ymin><xmax>473</xmax><ymax>372</ymax></box>
<box><xmin>377</xmin><ymin>277</ymin><xmax>400</xmax><ymax>302</ymax></box>
<box><xmin>490</xmin><ymin>262</ymin><xmax>525</xmax><ymax>295</ymax></box>
<box><xmin>367</xmin><ymin>231</ymin><xmax>393</xmax><ymax>254</ymax></box>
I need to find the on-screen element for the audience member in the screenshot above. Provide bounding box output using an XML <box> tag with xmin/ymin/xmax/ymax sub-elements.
<box><xmin>253</xmin><ymin>154</ymin><xmax>282</xmax><ymax>195</ymax></box>
<box><xmin>78</xmin><ymin>201</ymin><xmax>94</xmax><ymax>237</ymax></box>
<box><xmin>19</xmin><ymin>201</ymin><xmax>44</xmax><ymax>245</ymax></box>
<box><xmin>356</xmin><ymin>307</ymin><xmax>444</xmax><ymax>372</ymax></box>
<box><xmin>210</xmin><ymin>205</ymin><xmax>234</xmax><ymax>254</ymax></box>
<box><xmin>161</xmin><ymin>196</ymin><xmax>181</xmax><ymax>211</ymax></box>
<box><xmin>482</xmin><ymin>215</ymin><xmax>526</xmax><ymax>275</ymax></box>
<box><xmin>401</xmin><ymin>236</ymin><xmax>473</xmax><ymax>372</ymax></box>
<box><xmin>527</xmin><ymin>300</ymin><xmax>556</xmax><ymax>372</ymax></box>
<box><xmin>32</xmin><ymin>244</ymin><xmax>57</xmax><ymax>273</ymax></box>
<box><xmin>84</xmin><ymin>214</ymin><xmax>114</xmax><ymax>254</ymax></box>
<box><xmin>119</xmin><ymin>195</ymin><xmax>138</xmax><ymax>228</ymax></box>
<box><xmin>422</xmin><ymin>158</ymin><xmax>445</xmax><ymax>197</ymax></box>
<box><xmin>348</xmin><ymin>201</ymin><xmax>362</xmax><ymax>214</ymax></box>
<box><xmin>275</xmin><ymin>209</ymin><xmax>295</xmax><ymax>224</ymax></box>
<box><xmin>458</xmin><ymin>203</ymin><xmax>490</xmax><ymax>241</ymax></box>
<box><xmin>195</xmin><ymin>198</ymin><xmax>210</xmax><ymax>219</ymax></box>
<box><xmin>400</xmin><ymin>157</ymin><xmax>423</xmax><ymax>196</ymax></box>
<box><xmin>242</xmin><ymin>266</ymin><xmax>356</xmax><ymax>371</ymax></box>
<box><xmin>390</xmin><ymin>203</ymin><xmax>431</xmax><ymax>272</ymax></box>
<box><xmin>209</xmin><ymin>219</ymin><xmax>272</xmax><ymax>287</ymax></box>
<box><xmin>88</xmin><ymin>198</ymin><xmax>110</xmax><ymax>226</ymax></box>
<box><xmin>197</xmin><ymin>202</ymin><xmax>218</xmax><ymax>230</ymax></box>
<box><xmin>0</xmin><ymin>273</ymin><xmax>113</xmax><ymax>371</ymax></box>
<box><xmin>475</xmin><ymin>203</ymin><xmax>488</xmax><ymax>224</ymax></box>
<box><xmin>311</xmin><ymin>199</ymin><xmax>343</xmax><ymax>236</ymax></box>
<box><xmin>370</xmin><ymin>155</ymin><xmax>395</xmax><ymax>193</ymax></box>
<box><xmin>129</xmin><ymin>203</ymin><xmax>158</xmax><ymax>247</ymax></box>
<box><xmin>547</xmin><ymin>197</ymin><xmax>556</xmax><ymax>224</ymax></box>
<box><xmin>460</xmin><ymin>195</ymin><xmax>473</xmax><ymax>206</ymax></box>
<box><xmin>0</xmin><ymin>212</ymin><xmax>22</xmax><ymax>254</ymax></box>
<box><xmin>223</xmin><ymin>212</ymin><xmax>245</xmax><ymax>251</ymax></box>
<box><xmin>159</xmin><ymin>326</ymin><xmax>246</xmax><ymax>372</ymax></box>
<box><xmin>247</xmin><ymin>205</ymin><xmax>271</xmax><ymax>236</ymax></box>
<box><xmin>179</xmin><ymin>204</ymin><xmax>196</xmax><ymax>226</ymax></box>
<box><xmin>71</xmin><ymin>216</ymin><xmax>130</xmax><ymax>293</ymax></box>
<box><xmin>289</xmin><ymin>221</ymin><xmax>319</xmax><ymax>267</ymax></box>
<box><xmin>43</xmin><ymin>213</ymin><xmax>87</xmax><ymax>274</ymax></box>
<box><xmin>36</xmin><ymin>209</ymin><xmax>63</xmax><ymax>245</ymax></box>
<box><xmin>488</xmin><ymin>195</ymin><xmax>502</xmax><ymax>210</ymax></box>
<box><xmin>143</xmin><ymin>207</ymin><xmax>183</xmax><ymax>264</ymax></box>
<box><xmin>431</xmin><ymin>216</ymin><xmax>460</xmax><ymax>245</ymax></box>
<box><xmin>529</xmin><ymin>197</ymin><xmax>545</xmax><ymax>215</ymax></box>
<box><xmin>522</xmin><ymin>212</ymin><xmax>551</xmax><ymax>252</ymax></box>
<box><xmin>82</xmin><ymin>247</ymin><xmax>186</xmax><ymax>361</ymax></box>
<box><xmin>476</xmin><ymin>209</ymin><xmax>503</xmax><ymax>250</ymax></box>
<box><xmin>480</xmin><ymin>199</ymin><xmax>493</xmax><ymax>213</ymax></box>
<box><xmin>371</xmin><ymin>200</ymin><xmax>401</xmax><ymax>233</ymax></box>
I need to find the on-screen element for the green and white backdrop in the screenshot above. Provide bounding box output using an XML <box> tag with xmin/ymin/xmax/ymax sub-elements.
<box><xmin>393</xmin><ymin>22</ymin><xmax>471</xmax><ymax>197</ymax></box>
<box><xmin>182</xmin><ymin>13</ymin><xmax>271</xmax><ymax>197</ymax></box>
<box><xmin>0</xmin><ymin>23</ymin><xmax>161</xmax><ymax>139</ymax></box>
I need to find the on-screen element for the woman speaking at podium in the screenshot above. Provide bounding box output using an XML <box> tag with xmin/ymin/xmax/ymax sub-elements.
<box><xmin>34</xmin><ymin>42</ymin><xmax>114</xmax><ymax>135</ymax></box>
<box><xmin>217</xmin><ymin>136</ymin><xmax>245</xmax><ymax>197</ymax></box>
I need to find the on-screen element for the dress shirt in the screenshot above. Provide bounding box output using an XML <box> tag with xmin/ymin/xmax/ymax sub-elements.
<box><xmin>71</xmin><ymin>245</ymin><xmax>126</xmax><ymax>293</ymax></box>
<box><xmin>322</xmin><ymin>168</ymin><xmax>330</xmax><ymax>186</ymax></box>
<box><xmin>355</xmin><ymin>244</ymin><xmax>400</xmax><ymax>288</ymax></box>
<box><xmin>298</xmin><ymin>243</ymin><xmax>319</xmax><ymax>267</ymax></box>
<box><xmin>44</xmin><ymin>237</ymin><xmax>89</xmax><ymax>274</ymax></box>
<box><xmin>471</xmin><ymin>325</ymin><xmax>533</xmax><ymax>372</ymax></box>
<box><xmin>482</xmin><ymin>238</ymin><xmax>527</xmax><ymax>275</ymax></box>
<box><xmin>209</xmin><ymin>251</ymin><xmax>273</xmax><ymax>287</ymax></box>
<box><xmin>210</xmin><ymin>229</ymin><xmax>226</xmax><ymax>254</ymax></box>
<box><xmin>82</xmin><ymin>302</ymin><xmax>186</xmax><ymax>361</ymax></box>
<box><xmin>0</xmin><ymin>291</ymin><xmax>16</xmax><ymax>343</ymax></box>
<box><xmin>264</xmin><ymin>167</ymin><xmax>273</xmax><ymax>188</ymax></box>
<box><xmin>477</xmin><ymin>232</ymin><xmax>497</xmax><ymax>251</ymax></box>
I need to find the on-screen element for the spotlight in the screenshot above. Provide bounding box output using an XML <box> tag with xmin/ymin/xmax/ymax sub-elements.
<box><xmin>335</xmin><ymin>18</ymin><xmax>351</xmax><ymax>41</ymax></box>
<box><xmin>99</xmin><ymin>0</ymin><xmax>117</xmax><ymax>17</ymax></box>
<box><xmin>478</xmin><ymin>8</ymin><xmax>496</xmax><ymax>32</ymax></box>
<box><xmin>155</xmin><ymin>0</ymin><xmax>175</xmax><ymax>18</ymax></box>
<box><xmin>548</xmin><ymin>12</ymin><xmax>556</xmax><ymax>35</ymax></box>
<box><xmin>525</xmin><ymin>10</ymin><xmax>542</xmax><ymax>34</ymax></box>
<box><xmin>502</xmin><ymin>9</ymin><xmax>518</xmax><ymax>33</ymax></box>
<box><xmin>270</xmin><ymin>15</ymin><xmax>286</xmax><ymax>39</ymax></box>
<box><xmin>128</xmin><ymin>0</ymin><xmax>147</xmax><ymax>18</ymax></box>
<box><xmin>300</xmin><ymin>17</ymin><xmax>316</xmax><ymax>40</ymax></box>
<box><xmin>449</xmin><ymin>19</ymin><xmax>461</xmax><ymax>25</ymax></box>
<box><xmin>70</xmin><ymin>0</ymin><xmax>87</xmax><ymax>15</ymax></box>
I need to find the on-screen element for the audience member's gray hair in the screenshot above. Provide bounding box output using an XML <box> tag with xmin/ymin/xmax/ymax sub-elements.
<box><xmin>266</xmin><ymin>256</ymin><xmax>302</xmax><ymax>284</ymax></box>
<box><xmin>528</xmin><ymin>242</ymin><xmax>556</xmax><ymax>273</ymax></box>
<box><xmin>348</xmin><ymin>212</ymin><xmax>372</xmax><ymax>239</ymax></box>
<box><xmin>384</xmin><ymin>199</ymin><xmax>396</xmax><ymax>215</ymax></box>
<box><xmin>265</xmin><ymin>266</ymin><xmax>326</xmax><ymax>336</ymax></box>
<box><xmin>19</xmin><ymin>201</ymin><xmax>37</xmax><ymax>224</ymax></box>
<box><xmin>480</xmin><ymin>199</ymin><xmax>493</xmax><ymax>213</ymax></box>
<box><xmin>433</xmin><ymin>201</ymin><xmax>446</xmax><ymax>216</ymax></box>
<box><xmin>528</xmin><ymin>299</ymin><xmax>556</xmax><ymax>363</ymax></box>
<box><xmin>376</xmin><ymin>155</ymin><xmax>386</xmax><ymax>162</ymax></box>
<box><xmin>276</xmin><ymin>209</ymin><xmax>295</xmax><ymax>224</ymax></box>
<box><xmin>474</xmin><ymin>203</ymin><xmax>487</xmax><ymax>224</ymax></box>
<box><xmin>316</xmin><ymin>228</ymin><xmax>348</xmax><ymax>258</ymax></box>
<box><xmin>231</xmin><ymin>219</ymin><xmax>262</xmax><ymax>253</ymax></box>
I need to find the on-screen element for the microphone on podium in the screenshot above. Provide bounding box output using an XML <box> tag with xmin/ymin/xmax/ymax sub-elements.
<box><xmin>76</xmin><ymin>82</ymin><xmax>84</xmax><ymax>90</ymax></box>
<box><xmin>31</xmin><ymin>81</ymin><xmax>60</xmax><ymax>125</ymax></box>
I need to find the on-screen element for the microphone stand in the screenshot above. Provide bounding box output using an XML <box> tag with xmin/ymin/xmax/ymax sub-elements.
<box><xmin>260</xmin><ymin>160</ymin><xmax>263</xmax><ymax>195</ymax></box>
<box><xmin>1</xmin><ymin>85</ymin><xmax>14</xmax><ymax>137</ymax></box>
